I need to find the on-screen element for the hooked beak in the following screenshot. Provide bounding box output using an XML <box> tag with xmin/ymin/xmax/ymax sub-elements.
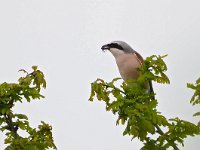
<box><xmin>101</xmin><ymin>44</ymin><xmax>110</xmax><ymax>51</ymax></box>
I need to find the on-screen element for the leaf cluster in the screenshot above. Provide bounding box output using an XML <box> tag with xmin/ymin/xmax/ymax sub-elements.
<box><xmin>4</xmin><ymin>121</ymin><xmax>56</xmax><ymax>150</ymax></box>
<box><xmin>138</xmin><ymin>55</ymin><xmax>170</xmax><ymax>84</ymax></box>
<box><xmin>89</xmin><ymin>55</ymin><xmax>200</xmax><ymax>150</ymax></box>
<box><xmin>187</xmin><ymin>78</ymin><xmax>200</xmax><ymax>125</ymax></box>
<box><xmin>0</xmin><ymin>66</ymin><xmax>56</xmax><ymax>150</ymax></box>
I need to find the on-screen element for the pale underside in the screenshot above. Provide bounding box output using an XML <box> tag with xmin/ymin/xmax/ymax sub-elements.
<box><xmin>109</xmin><ymin>48</ymin><xmax>142</xmax><ymax>81</ymax></box>
<box><xmin>116</xmin><ymin>53</ymin><xmax>141</xmax><ymax>81</ymax></box>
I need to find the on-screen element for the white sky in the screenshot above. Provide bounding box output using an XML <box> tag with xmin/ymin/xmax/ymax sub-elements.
<box><xmin>0</xmin><ymin>0</ymin><xmax>200</xmax><ymax>149</ymax></box>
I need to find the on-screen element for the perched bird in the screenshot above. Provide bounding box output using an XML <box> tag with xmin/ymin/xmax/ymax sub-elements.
<box><xmin>101</xmin><ymin>41</ymin><xmax>154</xmax><ymax>96</ymax></box>
<box><xmin>101</xmin><ymin>41</ymin><xmax>181</xmax><ymax>150</ymax></box>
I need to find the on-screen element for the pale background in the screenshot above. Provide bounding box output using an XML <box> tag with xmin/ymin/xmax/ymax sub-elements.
<box><xmin>0</xmin><ymin>0</ymin><xmax>200</xmax><ymax>149</ymax></box>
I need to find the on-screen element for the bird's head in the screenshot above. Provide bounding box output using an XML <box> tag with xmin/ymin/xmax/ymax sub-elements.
<box><xmin>101</xmin><ymin>41</ymin><xmax>135</xmax><ymax>57</ymax></box>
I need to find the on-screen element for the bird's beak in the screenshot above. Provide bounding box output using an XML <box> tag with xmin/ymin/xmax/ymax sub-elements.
<box><xmin>101</xmin><ymin>44</ymin><xmax>110</xmax><ymax>51</ymax></box>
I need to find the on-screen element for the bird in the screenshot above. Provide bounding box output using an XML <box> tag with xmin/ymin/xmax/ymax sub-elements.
<box><xmin>101</xmin><ymin>41</ymin><xmax>154</xmax><ymax>96</ymax></box>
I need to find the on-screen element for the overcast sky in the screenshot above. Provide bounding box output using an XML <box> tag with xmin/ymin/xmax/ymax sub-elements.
<box><xmin>0</xmin><ymin>0</ymin><xmax>200</xmax><ymax>150</ymax></box>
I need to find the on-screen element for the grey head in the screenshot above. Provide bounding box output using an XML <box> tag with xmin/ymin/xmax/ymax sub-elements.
<box><xmin>101</xmin><ymin>41</ymin><xmax>136</xmax><ymax>53</ymax></box>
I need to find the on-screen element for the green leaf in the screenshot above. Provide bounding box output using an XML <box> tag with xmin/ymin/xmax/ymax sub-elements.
<box><xmin>0</xmin><ymin>117</ymin><xmax>5</xmax><ymax>125</ymax></box>
<box><xmin>193</xmin><ymin>112</ymin><xmax>200</xmax><ymax>117</ymax></box>
<box><xmin>15</xmin><ymin>114</ymin><xmax>28</xmax><ymax>120</ymax></box>
<box><xmin>32</xmin><ymin>66</ymin><xmax>38</xmax><ymax>71</ymax></box>
<box><xmin>142</xmin><ymin>119</ymin><xmax>155</xmax><ymax>134</ymax></box>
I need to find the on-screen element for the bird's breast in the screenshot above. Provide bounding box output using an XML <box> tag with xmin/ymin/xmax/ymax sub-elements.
<box><xmin>115</xmin><ymin>53</ymin><xmax>142</xmax><ymax>81</ymax></box>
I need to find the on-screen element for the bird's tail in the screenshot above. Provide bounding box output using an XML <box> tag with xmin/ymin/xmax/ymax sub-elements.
<box><xmin>149</xmin><ymin>81</ymin><xmax>155</xmax><ymax>100</ymax></box>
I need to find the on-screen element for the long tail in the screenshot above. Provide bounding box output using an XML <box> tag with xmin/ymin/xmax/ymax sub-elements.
<box><xmin>149</xmin><ymin>81</ymin><xmax>155</xmax><ymax>100</ymax></box>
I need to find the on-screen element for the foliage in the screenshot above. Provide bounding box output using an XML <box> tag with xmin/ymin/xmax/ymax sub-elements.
<box><xmin>187</xmin><ymin>78</ymin><xmax>200</xmax><ymax>126</ymax></box>
<box><xmin>89</xmin><ymin>55</ymin><xmax>200</xmax><ymax>150</ymax></box>
<box><xmin>0</xmin><ymin>66</ymin><xmax>57</xmax><ymax>150</ymax></box>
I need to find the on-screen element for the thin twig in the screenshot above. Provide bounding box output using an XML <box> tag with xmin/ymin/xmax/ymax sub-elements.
<box><xmin>154</xmin><ymin>124</ymin><xmax>179</xmax><ymax>150</ymax></box>
<box><xmin>101</xmin><ymin>83</ymin><xmax>126</xmax><ymax>95</ymax></box>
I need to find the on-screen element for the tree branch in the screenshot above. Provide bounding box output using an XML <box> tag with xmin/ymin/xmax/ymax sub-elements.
<box><xmin>154</xmin><ymin>124</ymin><xmax>179</xmax><ymax>150</ymax></box>
<box><xmin>4</xmin><ymin>113</ymin><xmax>18</xmax><ymax>138</ymax></box>
<box><xmin>101</xmin><ymin>83</ymin><xmax>126</xmax><ymax>95</ymax></box>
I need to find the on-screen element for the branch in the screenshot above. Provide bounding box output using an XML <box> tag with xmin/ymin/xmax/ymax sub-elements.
<box><xmin>101</xmin><ymin>83</ymin><xmax>126</xmax><ymax>95</ymax></box>
<box><xmin>4</xmin><ymin>114</ymin><xmax>18</xmax><ymax>138</ymax></box>
<box><xmin>154</xmin><ymin>124</ymin><xmax>179</xmax><ymax>150</ymax></box>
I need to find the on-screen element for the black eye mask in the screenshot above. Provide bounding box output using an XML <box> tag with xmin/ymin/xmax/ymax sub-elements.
<box><xmin>101</xmin><ymin>43</ymin><xmax>124</xmax><ymax>52</ymax></box>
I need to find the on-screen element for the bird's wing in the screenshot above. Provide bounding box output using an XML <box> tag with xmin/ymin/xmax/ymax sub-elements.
<box><xmin>134</xmin><ymin>52</ymin><xmax>155</xmax><ymax>100</ymax></box>
<box><xmin>134</xmin><ymin>52</ymin><xmax>144</xmax><ymax>65</ymax></box>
